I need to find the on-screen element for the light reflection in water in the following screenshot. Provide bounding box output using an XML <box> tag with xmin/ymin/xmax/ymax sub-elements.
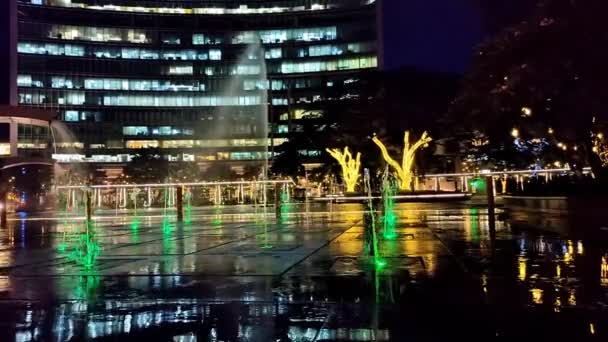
<box><xmin>518</xmin><ymin>256</ymin><xmax>527</xmax><ymax>282</ymax></box>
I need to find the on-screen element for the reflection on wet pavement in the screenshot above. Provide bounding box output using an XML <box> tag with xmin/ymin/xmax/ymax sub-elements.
<box><xmin>0</xmin><ymin>203</ymin><xmax>607</xmax><ymax>341</ymax></box>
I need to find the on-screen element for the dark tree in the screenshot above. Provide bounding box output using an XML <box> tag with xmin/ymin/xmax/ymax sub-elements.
<box><xmin>122</xmin><ymin>148</ymin><xmax>169</xmax><ymax>183</ymax></box>
<box><xmin>169</xmin><ymin>161</ymin><xmax>202</xmax><ymax>182</ymax></box>
<box><xmin>270</xmin><ymin>141</ymin><xmax>305</xmax><ymax>179</ymax></box>
<box><xmin>448</xmin><ymin>0</ymin><xmax>608</xmax><ymax>176</ymax></box>
<box><xmin>202</xmin><ymin>163</ymin><xmax>237</xmax><ymax>181</ymax></box>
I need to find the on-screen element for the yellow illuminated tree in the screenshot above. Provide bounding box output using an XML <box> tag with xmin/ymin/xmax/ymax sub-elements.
<box><xmin>325</xmin><ymin>147</ymin><xmax>362</xmax><ymax>193</ymax></box>
<box><xmin>372</xmin><ymin>131</ymin><xmax>432</xmax><ymax>191</ymax></box>
<box><xmin>593</xmin><ymin>132</ymin><xmax>608</xmax><ymax>167</ymax></box>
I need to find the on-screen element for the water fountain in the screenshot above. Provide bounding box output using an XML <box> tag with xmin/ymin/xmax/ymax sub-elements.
<box><xmin>162</xmin><ymin>186</ymin><xmax>171</xmax><ymax>233</ymax></box>
<box><xmin>279</xmin><ymin>184</ymin><xmax>290</xmax><ymax>224</ymax></box>
<box><xmin>381</xmin><ymin>167</ymin><xmax>398</xmax><ymax>240</ymax></box>
<box><xmin>184</xmin><ymin>187</ymin><xmax>193</xmax><ymax>225</ymax></box>
<box><xmin>363</xmin><ymin>169</ymin><xmax>385</xmax><ymax>268</ymax></box>
<box><xmin>130</xmin><ymin>188</ymin><xmax>141</xmax><ymax>230</ymax></box>
<box><xmin>66</xmin><ymin>189</ymin><xmax>100</xmax><ymax>270</ymax></box>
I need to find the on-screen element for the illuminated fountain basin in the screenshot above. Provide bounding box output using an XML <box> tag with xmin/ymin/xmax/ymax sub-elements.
<box><xmin>2</xmin><ymin>202</ymin><xmax>608</xmax><ymax>341</ymax></box>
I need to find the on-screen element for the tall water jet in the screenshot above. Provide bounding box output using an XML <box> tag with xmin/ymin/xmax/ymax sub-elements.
<box><xmin>67</xmin><ymin>189</ymin><xmax>100</xmax><ymax>270</ymax></box>
<box><xmin>381</xmin><ymin>167</ymin><xmax>398</xmax><ymax>240</ymax></box>
<box><xmin>162</xmin><ymin>186</ymin><xmax>171</xmax><ymax>233</ymax></box>
<box><xmin>130</xmin><ymin>188</ymin><xmax>140</xmax><ymax>230</ymax></box>
<box><xmin>212</xmin><ymin>39</ymin><xmax>269</xmax><ymax>177</ymax></box>
<box><xmin>363</xmin><ymin>169</ymin><xmax>384</xmax><ymax>269</ymax></box>
<box><xmin>184</xmin><ymin>187</ymin><xmax>193</xmax><ymax>225</ymax></box>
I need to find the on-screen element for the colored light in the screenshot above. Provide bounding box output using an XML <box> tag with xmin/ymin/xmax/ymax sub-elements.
<box><xmin>373</xmin><ymin>131</ymin><xmax>432</xmax><ymax>191</ymax></box>
<box><xmin>511</xmin><ymin>128</ymin><xmax>519</xmax><ymax>138</ymax></box>
<box><xmin>325</xmin><ymin>147</ymin><xmax>362</xmax><ymax>193</ymax></box>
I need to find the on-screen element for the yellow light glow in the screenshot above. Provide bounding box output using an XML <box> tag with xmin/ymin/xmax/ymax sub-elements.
<box><xmin>531</xmin><ymin>288</ymin><xmax>543</xmax><ymax>304</ymax></box>
<box><xmin>521</xmin><ymin>107</ymin><xmax>532</xmax><ymax>117</ymax></box>
<box><xmin>568</xmin><ymin>289</ymin><xmax>576</xmax><ymax>306</ymax></box>
<box><xmin>601</xmin><ymin>256</ymin><xmax>608</xmax><ymax>285</ymax></box>
<box><xmin>518</xmin><ymin>256</ymin><xmax>527</xmax><ymax>281</ymax></box>
<box><xmin>548</xmin><ymin>127</ymin><xmax>554</xmax><ymax>134</ymax></box>
<box><xmin>325</xmin><ymin>147</ymin><xmax>362</xmax><ymax>193</ymax></box>
<box><xmin>372</xmin><ymin>131</ymin><xmax>432</xmax><ymax>191</ymax></box>
<box><xmin>511</xmin><ymin>128</ymin><xmax>520</xmax><ymax>138</ymax></box>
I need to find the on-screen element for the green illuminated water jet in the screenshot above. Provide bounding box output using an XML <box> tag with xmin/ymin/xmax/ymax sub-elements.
<box><xmin>74</xmin><ymin>275</ymin><xmax>101</xmax><ymax>301</ymax></box>
<box><xmin>381</xmin><ymin>168</ymin><xmax>398</xmax><ymax>240</ymax></box>
<box><xmin>68</xmin><ymin>191</ymin><xmax>100</xmax><ymax>270</ymax></box>
<box><xmin>162</xmin><ymin>186</ymin><xmax>171</xmax><ymax>233</ymax></box>
<box><xmin>363</xmin><ymin>169</ymin><xmax>385</xmax><ymax>269</ymax></box>
<box><xmin>279</xmin><ymin>186</ymin><xmax>290</xmax><ymax>224</ymax></box>
<box><xmin>184</xmin><ymin>187</ymin><xmax>193</xmax><ymax>225</ymax></box>
<box><xmin>131</xmin><ymin>188</ymin><xmax>141</xmax><ymax>231</ymax></box>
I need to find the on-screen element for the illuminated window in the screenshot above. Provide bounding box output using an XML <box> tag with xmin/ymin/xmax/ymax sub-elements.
<box><xmin>123</xmin><ymin>126</ymin><xmax>149</xmax><ymax>136</ymax></box>
<box><xmin>168</xmin><ymin>65</ymin><xmax>193</xmax><ymax>75</ymax></box>
<box><xmin>17</xmin><ymin>75</ymin><xmax>32</xmax><ymax>87</ymax></box>
<box><xmin>244</xmin><ymin>80</ymin><xmax>268</xmax><ymax>91</ymax></box>
<box><xmin>278</xmin><ymin>125</ymin><xmax>289</xmax><ymax>133</ymax></box>
<box><xmin>272</xmin><ymin>138</ymin><xmax>289</xmax><ymax>146</ymax></box>
<box><xmin>126</xmin><ymin>140</ymin><xmax>159</xmax><ymax>149</ymax></box>
<box><xmin>192</xmin><ymin>34</ymin><xmax>223</xmax><ymax>45</ymax></box>
<box><xmin>64</xmin><ymin>111</ymin><xmax>79</xmax><ymax>122</ymax></box>
<box><xmin>161</xmin><ymin>140</ymin><xmax>195</xmax><ymax>148</ymax></box>
<box><xmin>209</xmin><ymin>49</ymin><xmax>222</xmax><ymax>60</ymax></box>
<box><xmin>197</xmin><ymin>154</ymin><xmax>216</xmax><ymax>161</ymax></box>
<box><xmin>161</xmin><ymin>34</ymin><xmax>181</xmax><ymax>45</ymax></box>
<box><xmin>265</xmin><ymin>48</ymin><xmax>282</xmax><ymax>59</ymax></box>
<box><xmin>103</xmin><ymin>95</ymin><xmax>261</xmax><ymax>107</ymax></box>
<box><xmin>0</xmin><ymin>143</ymin><xmax>11</xmax><ymax>156</ymax></box>
<box><xmin>232</xmin><ymin>65</ymin><xmax>261</xmax><ymax>75</ymax></box>
<box><xmin>48</xmin><ymin>25</ymin><xmax>151</xmax><ymax>44</ymax></box>
<box><xmin>280</xmin><ymin>56</ymin><xmax>377</xmax><ymax>74</ymax></box>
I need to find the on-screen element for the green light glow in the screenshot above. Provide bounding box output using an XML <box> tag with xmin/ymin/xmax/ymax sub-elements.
<box><xmin>470</xmin><ymin>178</ymin><xmax>486</xmax><ymax>193</ymax></box>
<box><xmin>184</xmin><ymin>189</ymin><xmax>193</xmax><ymax>225</ymax></box>
<box><xmin>280</xmin><ymin>188</ymin><xmax>290</xmax><ymax>224</ymax></box>
<box><xmin>74</xmin><ymin>275</ymin><xmax>100</xmax><ymax>301</ymax></box>
<box><xmin>213</xmin><ymin>206</ymin><xmax>222</xmax><ymax>226</ymax></box>
<box><xmin>363</xmin><ymin>169</ymin><xmax>382</xmax><ymax>268</ymax></box>
<box><xmin>375</xmin><ymin>259</ymin><xmax>387</xmax><ymax>269</ymax></box>
<box><xmin>162</xmin><ymin>217</ymin><xmax>172</xmax><ymax>233</ymax></box>
<box><xmin>381</xmin><ymin>170</ymin><xmax>398</xmax><ymax>240</ymax></box>
<box><xmin>68</xmin><ymin>220</ymin><xmax>101</xmax><ymax>270</ymax></box>
<box><xmin>162</xmin><ymin>186</ymin><xmax>172</xmax><ymax>233</ymax></box>
<box><xmin>131</xmin><ymin>217</ymin><xmax>139</xmax><ymax>230</ymax></box>
<box><xmin>131</xmin><ymin>189</ymin><xmax>140</xmax><ymax>231</ymax></box>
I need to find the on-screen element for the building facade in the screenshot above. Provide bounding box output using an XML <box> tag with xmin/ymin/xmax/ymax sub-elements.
<box><xmin>13</xmin><ymin>0</ymin><xmax>380</xmax><ymax>168</ymax></box>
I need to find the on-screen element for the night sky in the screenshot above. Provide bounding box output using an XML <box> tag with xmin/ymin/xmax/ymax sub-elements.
<box><xmin>383</xmin><ymin>0</ymin><xmax>533</xmax><ymax>74</ymax></box>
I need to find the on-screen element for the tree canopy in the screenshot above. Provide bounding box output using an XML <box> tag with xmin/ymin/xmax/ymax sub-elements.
<box><xmin>447</xmin><ymin>0</ymin><xmax>608</xmax><ymax>174</ymax></box>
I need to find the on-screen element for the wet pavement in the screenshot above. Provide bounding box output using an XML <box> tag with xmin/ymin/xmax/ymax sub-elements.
<box><xmin>1</xmin><ymin>203</ymin><xmax>607</xmax><ymax>341</ymax></box>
